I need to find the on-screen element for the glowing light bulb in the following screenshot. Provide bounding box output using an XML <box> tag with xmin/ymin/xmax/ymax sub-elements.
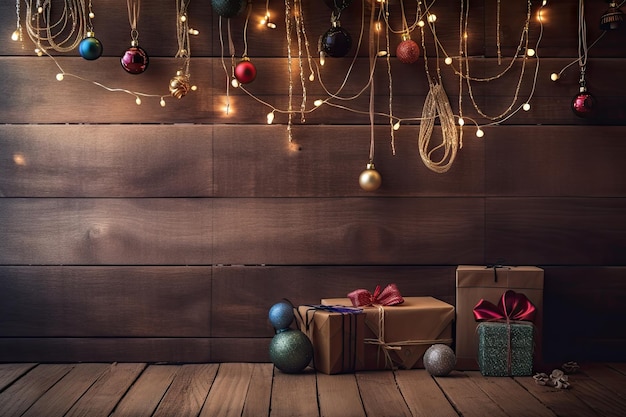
<box><xmin>34</xmin><ymin>48</ymin><xmax>43</xmax><ymax>56</ymax></box>
<box><xmin>89</xmin><ymin>12</ymin><xmax>95</xmax><ymax>19</ymax></box>
<box><xmin>445</xmin><ymin>57</ymin><xmax>452</xmax><ymax>65</ymax></box>
<box><xmin>458</xmin><ymin>117</ymin><xmax>465</xmax><ymax>126</ymax></box>
<box><xmin>267</xmin><ymin>22</ymin><xmax>276</xmax><ymax>29</ymax></box>
<box><xmin>188</xmin><ymin>29</ymin><xmax>199</xmax><ymax>35</ymax></box>
<box><xmin>135</xmin><ymin>97</ymin><xmax>142</xmax><ymax>105</ymax></box>
<box><xmin>314</xmin><ymin>99</ymin><xmax>324</xmax><ymax>107</ymax></box>
<box><xmin>542</xmin><ymin>0</ymin><xmax>547</xmax><ymax>5</ymax></box>
<box><xmin>191</xmin><ymin>85</ymin><xmax>198</xmax><ymax>91</ymax></box>
<box><xmin>231</xmin><ymin>78</ymin><xmax>239</xmax><ymax>88</ymax></box>
<box><xmin>38</xmin><ymin>6</ymin><xmax>43</xmax><ymax>13</ymax></box>
<box><xmin>56</xmin><ymin>73</ymin><xmax>64</xmax><ymax>81</ymax></box>
<box><xmin>267</xmin><ymin>112</ymin><xmax>275</xmax><ymax>124</ymax></box>
<box><xmin>526</xmin><ymin>48</ymin><xmax>536</xmax><ymax>57</ymax></box>
<box><xmin>11</xmin><ymin>30</ymin><xmax>19</xmax><ymax>41</ymax></box>
<box><xmin>523</xmin><ymin>103</ymin><xmax>531</xmax><ymax>111</ymax></box>
<box><xmin>180</xmin><ymin>15</ymin><xmax>187</xmax><ymax>22</ymax></box>
<box><xmin>476</xmin><ymin>129</ymin><xmax>484</xmax><ymax>138</ymax></box>
<box><xmin>393</xmin><ymin>122</ymin><xmax>400</xmax><ymax>131</ymax></box>
<box><xmin>375</xmin><ymin>21</ymin><xmax>382</xmax><ymax>32</ymax></box>
<box><xmin>319</xmin><ymin>51</ymin><xmax>325</xmax><ymax>66</ymax></box>
<box><xmin>537</xmin><ymin>11</ymin><xmax>543</xmax><ymax>22</ymax></box>
<box><xmin>377</xmin><ymin>50</ymin><xmax>388</xmax><ymax>57</ymax></box>
<box><xmin>428</xmin><ymin>14</ymin><xmax>437</xmax><ymax>23</ymax></box>
<box><xmin>309</xmin><ymin>73</ymin><xmax>315</xmax><ymax>82</ymax></box>
<box><xmin>418</xmin><ymin>20</ymin><xmax>425</xmax><ymax>27</ymax></box>
<box><xmin>160</xmin><ymin>98</ymin><xmax>166</xmax><ymax>107</ymax></box>
<box><xmin>550</xmin><ymin>73</ymin><xmax>559</xmax><ymax>81</ymax></box>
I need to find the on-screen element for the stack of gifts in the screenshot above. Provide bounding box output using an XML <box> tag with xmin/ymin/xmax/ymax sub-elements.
<box><xmin>298</xmin><ymin>284</ymin><xmax>455</xmax><ymax>373</ymax></box>
<box><xmin>455</xmin><ymin>265</ymin><xmax>544</xmax><ymax>373</ymax></box>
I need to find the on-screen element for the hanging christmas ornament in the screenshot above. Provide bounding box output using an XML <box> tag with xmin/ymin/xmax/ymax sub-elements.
<box><xmin>121</xmin><ymin>43</ymin><xmax>149</xmax><ymax>74</ymax></box>
<box><xmin>269</xmin><ymin>329</ymin><xmax>313</xmax><ymax>373</ymax></box>
<box><xmin>268</xmin><ymin>301</ymin><xmax>295</xmax><ymax>331</ymax></box>
<box><xmin>571</xmin><ymin>87</ymin><xmax>596</xmax><ymax>118</ymax></box>
<box><xmin>359</xmin><ymin>162</ymin><xmax>382</xmax><ymax>192</ymax></box>
<box><xmin>234</xmin><ymin>57</ymin><xmax>257</xmax><ymax>84</ymax></box>
<box><xmin>600</xmin><ymin>1</ymin><xmax>624</xmax><ymax>30</ymax></box>
<box><xmin>320</xmin><ymin>23</ymin><xmax>352</xmax><ymax>58</ymax></box>
<box><xmin>396</xmin><ymin>34</ymin><xmax>420</xmax><ymax>64</ymax></box>
<box><xmin>122</xmin><ymin>0</ymin><xmax>149</xmax><ymax>74</ymax></box>
<box><xmin>211</xmin><ymin>0</ymin><xmax>246</xmax><ymax>18</ymax></box>
<box><xmin>423</xmin><ymin>344</ymin><xmax>456</xmax><ymax>377</ymax></box>
<box><xmin>79</xmin><ymin>31</ymin><xmax>103</xmax><ymax>60</ymax></box>
<box><xmin>169</xmin><ymin>71</ymin><xmax>191</xmax><ymax>99</ymax></box>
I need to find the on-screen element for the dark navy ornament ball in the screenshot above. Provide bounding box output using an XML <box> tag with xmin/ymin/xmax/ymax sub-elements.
<box><xmin>268</xmin><ymin>301</ymin><xmax>294</xmax><ymax>331</ymax></box>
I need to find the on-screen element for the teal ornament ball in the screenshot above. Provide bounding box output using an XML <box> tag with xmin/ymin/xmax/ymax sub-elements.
<box><xmin>268</xmin><ymin>301</ymin><xmax>294</xmax><ymax>331</ymax></box>
<box><xmin>211</xmin><ymin>0</ymin><xmax>246</xmax><ymax>18</ymax></box>
<box><xmin>423</xmin><ymin>344</ymin><xmax>456</xmax><ymax>376</ymax></box>
<box><xmin>79</xmin><ymin>34</ymin><xmax>103</xmax><ymax>60</ymax></box>
<box><xmin>269</xmin><ymin>329</ymin><xmax>313</xmax><ymax>373</ymax></box>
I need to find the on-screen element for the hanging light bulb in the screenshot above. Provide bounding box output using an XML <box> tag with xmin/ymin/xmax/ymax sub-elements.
<box><xmin>600</xmin><ymin>1</ymin><xmax>624</xmax><ymax>30</ymax></box>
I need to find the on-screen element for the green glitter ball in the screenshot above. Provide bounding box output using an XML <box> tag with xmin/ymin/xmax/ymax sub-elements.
<box><xmin>269</xmin><ymin>329</ymin><xmax>313</xmax><ymax>373</ymax></box>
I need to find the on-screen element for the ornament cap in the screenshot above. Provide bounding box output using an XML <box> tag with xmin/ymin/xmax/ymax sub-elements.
<box><xmin>366</xmin><ymin>162</ymin><xmax>376</xmax><ymax>170</ymax></box>
<box><xmin>131</xmin><ymin>40</ymin><xmax>139</xmax><ymax>47</ymax></box>
<box><xmin>401</xmin><ymin>32</ymin><xmax>411</xmax><ymax>41</ymax></box>
<box><xmin>86</xmin><ymin>31</ymin><xmax>95</xmax><ymax>38</ymax></box>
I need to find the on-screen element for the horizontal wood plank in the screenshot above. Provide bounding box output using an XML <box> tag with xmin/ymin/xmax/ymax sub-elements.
<box><xmin>486</xmin><ymin>198</ymin><xmax>626</xmax><ymax>265</ymax></box>
<box><xmin>0</xmin><ymin>266</ymin><xmax>211</xmax><ymax>337</ymax></box>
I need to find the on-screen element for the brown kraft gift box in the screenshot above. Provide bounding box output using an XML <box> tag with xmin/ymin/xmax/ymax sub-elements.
<box><xmin>455</xmin><ymin>265</ymin><xmax>544</xmax><ymax>370</ymax></box>
<box><xmin>297</xmin><ymin>306</ymin><xmax>365</xmax><ymax>374</ymax></box>
<box><xmin>321</xmin><ymin>297</ymin><xmax>455</xmax><ymax>370</ymax></box>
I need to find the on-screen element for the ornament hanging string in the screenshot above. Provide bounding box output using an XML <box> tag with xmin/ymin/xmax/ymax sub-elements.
<box><xmin>127</xmin><ymin>0</ymin><xmax>140</xmax><ymax>43</ymax></box>
<box><xmin>24</xmin><ymin>0</ymin><xmax>88</xmax><ymax>53</ymax></box>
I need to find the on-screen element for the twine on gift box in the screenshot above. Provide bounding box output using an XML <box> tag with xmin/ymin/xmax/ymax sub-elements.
<box><xmin>364</xmin><ymin>305</ymin><xmax>453</xmax><ymax>369</ymax></box>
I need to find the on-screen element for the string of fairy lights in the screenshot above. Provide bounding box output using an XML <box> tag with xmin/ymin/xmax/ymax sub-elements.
<box><xmin>8</xmin><ymin>0</ymin><xmax>625</xmax><ymax>188</ymax></box>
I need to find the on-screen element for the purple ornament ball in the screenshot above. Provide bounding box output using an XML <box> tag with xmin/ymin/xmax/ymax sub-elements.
<box><xmin>571</xmin><ymin>91</ymin><xmax>597</xmax><ymax>118</ymax></box>
<box><xmin>121</xmin><ymin>46</ymin><xmax>149</xmax><ymax>74</ymax></box>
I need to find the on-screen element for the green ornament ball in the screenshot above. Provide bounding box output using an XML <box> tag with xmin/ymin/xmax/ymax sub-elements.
<box><xmin>269</xmin><ymin>329</ymin><xmax>313</xmax><ymax>373</ymax></box>
<box><xmin>211</xmin><ymin>0</ymin><xmax>246</xmax><ymax>18</ymax></box>
<box><xmin>423</xmin><ymin>344</ymin><xmax>456</xmax><ymax>377</ymax></box>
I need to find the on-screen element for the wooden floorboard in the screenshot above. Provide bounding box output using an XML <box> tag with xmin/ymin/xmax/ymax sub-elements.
<box><xmin>0</xmin><ymin>363</ymin><xmax>624</xmax><ymax>416</ymax></box>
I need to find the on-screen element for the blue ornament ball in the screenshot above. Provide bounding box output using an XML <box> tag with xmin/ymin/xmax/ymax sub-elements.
<box><xmin>269</xmin><ymin>329</ymin><xmax>313</xmax><ymax>373</ymax></box>
<box><xmin>268</xmin><ymin>301</ymin><xmax>294</xmax><ymax>330</ymax></box>
<box><xmin>79</xmin><ymin>35</ymin><xmax>103</xmax><ymax>60</ymax></box>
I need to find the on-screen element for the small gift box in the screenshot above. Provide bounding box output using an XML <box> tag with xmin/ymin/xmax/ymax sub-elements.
<box><xmin>296</xmin><ymin>305</ymin><xmax>365</xmax><ymax>374</ymax></box>
<box><xmin>322</xmin><ymin>284</ymin><xmax>455</xmax><ymax>370</ymax></box>
<box><xmin>473</xmin><ymin>290</ymin><xmax>536</xmax><ymax>377</ymax></box>
<box><xmin>456</xmin><ymin>265</ymin><xmax>543</xmax><ymax>370</ymax></box>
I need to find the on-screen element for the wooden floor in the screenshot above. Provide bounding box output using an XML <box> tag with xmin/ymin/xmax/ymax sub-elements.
<box><xmin>0</xmin><ymin>363</ymin><xmax>625</xmax><ymax>417</ymax></box>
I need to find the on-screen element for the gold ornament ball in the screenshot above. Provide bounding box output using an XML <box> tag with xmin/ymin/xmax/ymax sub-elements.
<box><xmin>169</xmin><ymin>73</ymin><xmax>191</xmax><ymax>99</ymax></box>
<box><xmin>359</xmin><ymin>163</ymin><xmax>382</xmax><ymax>192</ymax></box>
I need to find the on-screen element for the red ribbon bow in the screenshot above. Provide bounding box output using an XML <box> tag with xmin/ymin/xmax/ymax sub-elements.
<box><xmin>473</xmin><ymin>290</ymin><xmax>536</xmax><ymax>323</ymax></box>
<box><xmin>348</xmin><ymin>284</ymin><xmax>404</xmax><ymax>307</ymax></box>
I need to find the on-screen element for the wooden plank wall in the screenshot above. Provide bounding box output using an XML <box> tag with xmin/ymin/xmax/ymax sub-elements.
<box><xmin>0</xmin><ymin>0</ymin><xmax>625</xmax><ymax>364</ymax></box>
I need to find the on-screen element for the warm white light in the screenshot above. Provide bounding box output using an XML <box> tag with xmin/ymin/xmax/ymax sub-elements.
<box><xmin>522</xmin><ymin>103</ymin><xmax>531</xmax><ymax>111</ymax></box>
<box><xmin>418</xmin><ymin>20</ymin><xmax>425</xmax><ymax>27</ymax></box>
<box><xmin>267</xmin><ymin>111</ymin><xmax>275</xmax><ymax>124</ymax></box>
<box><xmin>160</xmin><ymin>98</ymin><xmax>166</xmax><ymax>107</ymax></box>
<box><xmin>458</xmin><ymin>117</ymin><xmax>465</xmax><ymax>126</ymax></box>
<box><xmin>38</xmin><ymin>6</ymin><xmax>43</xmax><ymax>13</ymax></box>
<box><xmin>188</xmin><ymin>29</ymin><xmax>199</xmax><ymax>35</ymax></box>
<box><xmin>180</xmin><ymin>15</ymin><xmax>187</xmax><ymax>22</ymax></box>
<box><xmin>393</xmin><ymin>122</ymin><xmax>400</xmax><ymax>131</ymax></box>
<box><xmin>11</xmin><ymin>30</ymin><xmax>19</xmax><ymax>41</ymax></box>
<box><xmin>550</xmin><ymin>73</ymin><xmax>559</xmax><ymax>81</ymax></box>
<box><xmin>537</xmin><ymin>11</ymin><xmax>543</xmax><ymax>22</ymax></box>
<box><xmin>375</xmin><ymin>21</ymin><xmax>382</xmax><ymax>32</ymax></box>
<box><xmin>314</xmin><ymin>99</ymin><xmax>324</xmax><ymax>107</ymax></box>
<box><xmin>319</xmin><ymin>51</ymin><xmax>325</xmax><ymax>66</ymax></box>
<box><xmin>377</xmin><ymin>50</ymin><xmax>388</xmax><ymax>57</ymax></box>
<box><xmin>56</xmin><ymin>73</ymin><xmax>64</xmax><ymax>81</ymax></box>
<box><xmin>89</xmin><ymin>12</ymin><xmax>95</xmax><ymax>19</ymax></box>
<box><xmin>526</xmin><ymin>48</ymin><xmax>536</xmax><ymax>57</ymax></box>
<box><xmin>444</xmin><ymin>57</ymin><xmax>452</xmax><ymax>65</ymax></box>
<box><xmin>34</xmin><ymin>48</ymin><xmax>43</xmax><ymax>56</ymax></box>
<box><xmin>191</xmin><ymin>85</ymin><xmax>198</xmax><ymax>91</ymax></box>
<box><xmin>309</xmin><ymin>73</ymin><xmax>315</xmax><ymax>82</ymax></box>
<box><xmin>428</xmin><ymin>14</ymin><xmax>437</xmax><ymax>23</ymax></box>
<box><xmin>267</xmin><ymin>22</ymin><xmax>276</xmax><ymax>29</ymax></box>
<box><xmin>476</xmin><ymin>129</ymin><xmax>484</xmax><ymax>138</ymax></box>
<box><xmin>231</xmin><ymin>78</ymin><xmax>240</xmax><ymax>88</ymax></box>
<box><xmin>542</xmin><ymin>0</ymin><xmax>547</xmax><ymax>5</ymax></box>
<box><xmin>135</xmin><ymin>97</ymin><xmax>142</xmax><ymax>105</ymax></box>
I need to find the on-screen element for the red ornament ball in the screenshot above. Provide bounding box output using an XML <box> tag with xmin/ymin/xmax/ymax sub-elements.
<box><xmin>121</xmin><ymin>46</ymin><xmax>149</xmax><ymax>74</ymax></box>
<box><xmin>234</xmin><ymin>60</ymin><xmax>257</xmax><ymax>84</ymax></box>
<box><xmin>571</xmin><ymin>91</ymin><xmax>596</xmax><ymax>118</ymax></box>
<box><xmin>396</xmin><ymin>39</ymin><xmax>420</xmax><ymax>64</ymax></box>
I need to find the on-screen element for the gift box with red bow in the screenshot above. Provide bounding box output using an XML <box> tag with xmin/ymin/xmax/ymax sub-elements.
<box><xmin>474</xmin><ymin>290</ymin><xmax>536</xmax><ymax>376</ymax></box>
<box><xmin>455</xmin><ymin>265</ymin><xmax>544</xmax><ymax>370</ymax></box>
<box><xmin>322</xmin><ymin>284</ymin><xmax>455</xmax><ymax>370</ymax></box>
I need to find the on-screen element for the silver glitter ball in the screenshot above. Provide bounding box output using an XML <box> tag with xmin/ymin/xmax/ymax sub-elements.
<box><xmin>423</xmin><ymin>344</ymin><xmax>456</xmax><ymax>376</ymax></box>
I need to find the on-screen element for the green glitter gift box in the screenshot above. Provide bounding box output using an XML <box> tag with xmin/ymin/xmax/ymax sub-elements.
<box><xmin>477</xmin><ymin>321</ymin><xmax>534</xmax><ymax>376</ymax></box>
